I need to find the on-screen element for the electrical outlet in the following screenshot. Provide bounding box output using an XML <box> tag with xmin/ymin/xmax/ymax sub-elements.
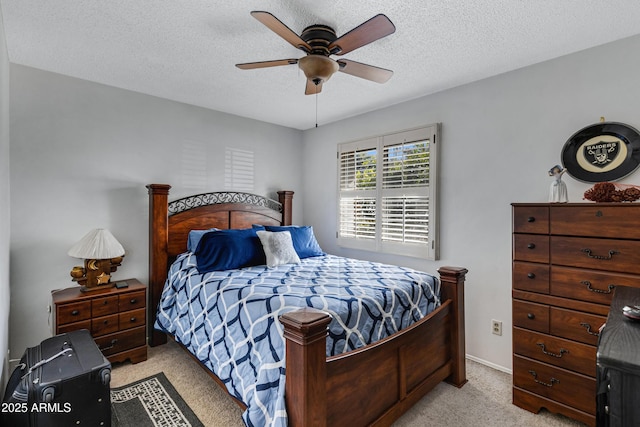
<box><xmin>491</xmin><ymin>319</ymin><xmax>502</xmax><ymax>336</ymax></box>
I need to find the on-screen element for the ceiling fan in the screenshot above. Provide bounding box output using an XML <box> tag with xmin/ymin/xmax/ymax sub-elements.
<box><xmin>236</xmin><ymin>11</ymin><xmax>396</xmax><ymax>95</ymax></box>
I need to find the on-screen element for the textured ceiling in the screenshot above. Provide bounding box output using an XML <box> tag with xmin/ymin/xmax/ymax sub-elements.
<box><xmin>2</xmin><ymin>1</ymin><xmax>640</xmax><ymax>130</ymax></box>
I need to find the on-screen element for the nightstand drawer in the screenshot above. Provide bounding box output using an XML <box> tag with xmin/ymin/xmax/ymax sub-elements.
<box><xmin>94</xmin><ymin>326</ymin><xmax>145</xmax><ymax>356</ymax></box>
<box><xmin>513</xmin><ymin>327</ymin><xmax>596</xmax><ymax>377</ymax></box>
<box><xmin>92</xmin><ymin>295</ymin><xmax>119</xmax><ymax>317</ymax></box>
<box><xmin>119</xmin><ymin>291</ymin><xmax>145</xmax><ymax>311</ymax></box>
<box><xmin>514</xmin><ymin>234</ymin><xmax>549</xmax><ymax>263</ymax></box>
<box><xmin>57</xmin><ymin>301</ymin><xmax>91</xmax><ymax>324</ymax></box>
<box><xmin>119</xmin><ymin>308</ymin><xmax>145</xmax><ymax>331</ymax></box>
<box><xmin>550</xmin><ymin>307</ymin><xmax>606</xmax><ymax>346</ymax></box>
<box><xmin>57</xmin><ymin>320</ymin><xmax>91</xmax><ymax>334</ymax></box>
<box><xmin>91</xmin><ymin>314</ymin><xmax>119</xmax><ymax>336</ymax></box>
<box><xmin>513</xmin><ymin>300</ymin><xmax>549</xmax><ymax>333</ymax></box>
<box><xmin>514</xmin><ymin>355</ymin><xmax>596</xmax><ymax>415</ymax></box>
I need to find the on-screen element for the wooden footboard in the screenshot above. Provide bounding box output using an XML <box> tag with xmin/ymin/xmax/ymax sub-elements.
<box><xmin>280</xmin><ymin>266</ymin><xmax>468</xmax><ymax>427</ymax></box>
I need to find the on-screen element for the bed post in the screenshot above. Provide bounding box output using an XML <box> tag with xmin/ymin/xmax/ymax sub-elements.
<box><xmin>280</xmin><ymin>308</ymin><xmax>332</xmax><ymax>427</ymax></box>
<box><xmin>147</xmin><ymin>184</ymin><xmax>171</xmax><ymax>347</ymax></box>
<box><xmin>438</xmin><ymin>266</ymin><xmax>468</xmax><ymax>387</ymax></box>
<box><xmin>277</xmin><ymin>190</ymin><xmax>294</xmax><ymax>226</ymax></box>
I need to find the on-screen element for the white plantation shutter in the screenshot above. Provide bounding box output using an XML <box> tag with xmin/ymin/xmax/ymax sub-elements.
<box><xmin>337</xmin><ymin>125</ymin><xmax>439</xmax><ymax>259</ymax></box>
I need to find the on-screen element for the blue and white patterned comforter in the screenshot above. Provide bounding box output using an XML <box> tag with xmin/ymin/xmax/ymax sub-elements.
<box><xmin>155</xmin><ymin>252</ymin><xmax>440</xmax><ymax>427</ymax></box>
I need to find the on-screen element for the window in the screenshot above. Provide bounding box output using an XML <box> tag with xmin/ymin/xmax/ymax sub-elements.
<box><xmin>337</xmin><ymin>125</ymin><xmax>439</xmax><ymax>259</ymax></box>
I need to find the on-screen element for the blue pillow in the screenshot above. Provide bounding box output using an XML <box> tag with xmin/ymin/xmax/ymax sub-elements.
<box><xmin>264</xmin><ymin>225</ymin><xmax>324</xmax><ymax>258</ymax></box>
<box><xmin>195</xmin><ymin>228</ymin><xmax>266</xmax><ymax>272</ymax></box>
<box><xmin>187</xmin><ymin>228</ymin><xmax>219</xmax><ymax>252</ymax></box>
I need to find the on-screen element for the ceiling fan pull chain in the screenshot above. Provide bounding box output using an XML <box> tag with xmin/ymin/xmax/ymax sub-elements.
<box><xmin>315</xmin><ymin>89</ymin><xmax>318</xmax><ymax>128</ymax></box>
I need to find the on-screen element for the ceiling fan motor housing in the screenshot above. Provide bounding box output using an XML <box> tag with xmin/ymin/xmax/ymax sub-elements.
<box><xmin>298</xmin><ymin>25</ymin><xmax>339</xmax><ymax>84</ymax></box>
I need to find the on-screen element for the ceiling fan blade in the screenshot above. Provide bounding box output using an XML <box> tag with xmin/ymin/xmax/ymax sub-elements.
<box><xmin>337</xmin><ymin>59</ymin><xmax>393</xmax><ymax>83</ymax></box>
<box><xmin>236</xmin><ymin>59</ymin><xmax>299</xmax><ymax>70</ymax></box>
<box><xmin>250</xmin><ymin>11</ymin><xmax>311</xmax><ymax>53</ymax></box>
<box><xmin>329</xmin><ymin>14</ymin><xmax>395</xmax><ymax>55</ymax></box>
<box><xmin>305</xmin><ymin>79</ymin><xmax>323</xmax><ymax>95</ymax></box>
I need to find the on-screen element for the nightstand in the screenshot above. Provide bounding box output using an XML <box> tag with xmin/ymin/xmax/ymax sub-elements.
<box><xmin>52</xmin><ymin>278</ymin><xmax>147</xmax><ymax>364</ymax></box>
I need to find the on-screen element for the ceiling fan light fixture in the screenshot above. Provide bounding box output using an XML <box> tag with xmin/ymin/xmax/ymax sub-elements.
<box><xmin>298</xmin><ymin>55</ymin><xmax>339</xmax><ymax>84</ymax></box>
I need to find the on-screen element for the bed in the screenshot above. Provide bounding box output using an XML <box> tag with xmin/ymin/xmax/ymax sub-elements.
<box><xmin>147</xmin><ymin>184</ymin><xmax>468</xmax><ymax>427</ymax></box>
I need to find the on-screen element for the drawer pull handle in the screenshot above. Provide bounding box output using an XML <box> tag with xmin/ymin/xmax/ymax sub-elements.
<box><xmin>536</xmin><ymin>343</ymin><xmax>568</xmax><ymax>358</ymax></box>
<box><xmin>130</xmin><ymin>299</ymin><xmax>137</xmax><ymax>304</ymax></box>
<box><xmin>103</xmin><ymin>300</ymin><xmax>108</xmax><ymax>305</ymax></box>
<box><xmin>581</xmin><ymin>248</ymin><xmax>619</xmax><ymax>260</ymax></box>
<box><xmin>527</xmin><ymin>217</ymin><xmax>536</xmax><ymax>223</ymax></box>
<box><xmin>527</xmin><ymin>313</ymin><xmax>535</xmax><ymax>320</ymax></box>
<box><xmin>99</xmin><ymin>339</ymin><xmax>118</xmax><ymax>351</ymax></box>
<box><xmin>527</xmin><ymin>273</ymin><xmax>536</xmax><ymax>279</ymax></box>
<box><xmin>130</xmin><ymin>317</ymin><xmax>137</xmax><ymax>323</ymax></box>
<box><xmin>580</xmin><ymin>280</ymin><xmax>615</xmax><ymax>294</ymax></box>
<box><xmin>103</xmin><ymin>320</ymin><xmax>108</xmax><ymax>325</ymax></box>
<box><xmin>580</xmin><ymin>322</ymin><xmax>600</xmax><ymax>336</ymax></box>
<box><xmin>528</xmin><ymin>370</ymin><xmax>559</xmax><ymax>388</ymax></box>
<box><xmin>71</xmin><ymin>310</ymin><xmax>80</xmax><ymax>316</ymax></box>
<box><xmin>527</xmin><ymin>243</ymin><xmax>536</xmax><ymax>249</ymax></box>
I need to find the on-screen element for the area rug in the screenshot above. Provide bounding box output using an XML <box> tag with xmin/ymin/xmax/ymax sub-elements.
<box><xmin>111</xmin><ymin>372</ymin><xmax>204</xmax><ymax>427</ymax></box>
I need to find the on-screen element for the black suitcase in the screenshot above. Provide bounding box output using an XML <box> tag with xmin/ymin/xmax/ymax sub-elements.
<box><xmin>1</xmin><ymin>329</ymin><xmax>111</xmax><ymax>427</ymax></box>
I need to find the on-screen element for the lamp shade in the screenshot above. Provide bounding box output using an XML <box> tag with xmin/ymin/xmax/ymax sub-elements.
<box><xmin>68</xmin><ymin>229</ymin><xmax>125</xmax><ymax>259</ymax></box>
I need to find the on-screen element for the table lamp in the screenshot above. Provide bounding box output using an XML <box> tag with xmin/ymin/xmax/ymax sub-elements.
<box><xmin>68</xmin><ymin>228</ymin><xmax>125</xmax><ymax>292</ymax></box>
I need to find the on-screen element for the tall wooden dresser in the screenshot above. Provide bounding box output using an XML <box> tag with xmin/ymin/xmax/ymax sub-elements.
<box><xmin>512</xmin><ymin>203</ymin><xmax>640</xmax><ymax>426</ymax></box>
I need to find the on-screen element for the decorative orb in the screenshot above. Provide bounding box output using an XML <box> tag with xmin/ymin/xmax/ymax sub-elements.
<box><xmin>70</xmin><ymin>266</ymin><xmax>85</xmax><ymax>278</ymax></box>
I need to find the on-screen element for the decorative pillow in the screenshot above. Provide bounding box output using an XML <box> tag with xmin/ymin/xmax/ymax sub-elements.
<box><xmin>187</xmin><ymin>228</ymin><xmax>219</xmax><ymax>252</ymax></box>
<box><xmin>264</xmin><ymin>225</ymin><xmax>324</xmax><ymax>258</ymax></box>
<box><xmin>195</xmin><ymin>228</ymin><xmax>265</xmax><ymax>273</ymax></box>
<box><xmin>256</xmin><ymin>230</ymin><xmax>301</xmax><ymax>268</ymax></box>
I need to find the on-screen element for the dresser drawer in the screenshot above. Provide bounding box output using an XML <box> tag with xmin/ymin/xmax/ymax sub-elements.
<box><xmin>551</xmin><ymin>205</ymin><xmax>640</xmax><ymax>239</ymax></box>
<box><xmin>119</xmin><ymin>291</ymin><xmax>145</xmax><ymax>311</ymax></box>
<box><xmin>513</xmin><ymin>261</ymin><xmax>550</xmax><ymax>294</ymax></box>
<box><xmin>550</xmin><ymin>266</ymin><xmax>640</xmax><ymax>305</ymax></box>
<box><xmin>513</xmin><ymin>327</ymin><xmax>596</xmax><ymax>376</ymax></box>
<box><xmin>550</xmin><ymin>307</ymin><xmax>606</xmax><ymax>346</ymax></box>
<box><xmin>551</xmin><ymin>236</ymin><xmax>640</xmax><ymax>274</ymax></box>
<box><xmin>92</xmin><ymin>295</ymin><xmax>119</xmax><ymax>317</ymax></box>
<box><xmin>514</xmin><ymin>234</ymin><xmax>550</xmax><ymax>263</ymax></box>
<box><xmin>514</xmin><ymin>205</ymin><xmax>549</xmax><ymax>234</ymax></box>
<box><xmin>514</xmin><ymin>300</ymin><xmax>549</xmax><ymax>333</ymax></box>
<box><xmin>91</xmin><ymin>313</ymin><xmax>119</xmax><ymax>336</ymax></box>
<box><xmin>513</xmin><ymin>355</ymin><xmax>596</xmax><ymax>415</ymax></box>
<box><xmin>56</xmin><ymin>301</ymin><xmax>91</xmax><ymax>325</ymax></box>
<box><xmin>94</xmin><ymin>326</ymin><xmax>146</xmax><ymax>356</ymax></box>
<box><xmin>119</xmin><ymin>308</ymin><xmax>145</xmax><ymax>331</ymax></box>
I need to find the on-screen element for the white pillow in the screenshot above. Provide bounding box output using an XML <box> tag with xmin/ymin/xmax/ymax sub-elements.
<box><xmin>256</xmin><ymin>230</ymin><xmax>301</xmax><ymax>268</ymax></box>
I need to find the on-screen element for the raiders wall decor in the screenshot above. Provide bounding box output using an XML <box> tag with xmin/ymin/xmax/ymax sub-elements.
<box><xmin>561</xmin><ymin>121</ymin><xmax>640</xmax><ymax>182</ymax></box>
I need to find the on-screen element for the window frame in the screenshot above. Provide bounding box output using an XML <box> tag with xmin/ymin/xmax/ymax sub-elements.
<box><xmin>337</xmin><ymin>124</ymin><xmax>440</xmax><ymax>260</ymax></box>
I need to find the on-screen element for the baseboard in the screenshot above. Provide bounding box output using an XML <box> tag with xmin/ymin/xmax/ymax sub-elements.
<box><xmin>466</xmin><ymin>354</ymin><xmax>512</xmax><ymax>375</ymax></box>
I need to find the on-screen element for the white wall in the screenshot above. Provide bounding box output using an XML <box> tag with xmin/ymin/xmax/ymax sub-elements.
<box><xmin>302</xmin><ymin>34</ymin><xmax>640</xmax><ymax>371</ymax></box>
<box><xmin>8</xmin><ymin>65</ymin><xmax>303</xmax><ymax>358</ymax></box>
<box><xmin>0</xmin><ymin>3</ymin><xmax>11</xmax><ymax>395</ymax></box>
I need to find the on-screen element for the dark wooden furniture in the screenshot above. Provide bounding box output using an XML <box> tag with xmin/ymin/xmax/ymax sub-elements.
<box><xmin>597</xmin><ymin>286</ymin><xmax>640</xmax><ymax>426</ymax></box>
<box><xmin>147</xmin><ymin>183</ymin><xmax>468</xmax><ymax>427</ymax></box>
<box><xmin>52</xmin><ymin>278</ymin><xmax>147</xmax><ymax>364</ymax></box>
<box><xmin>512</xmin><ymin>203</ymin><xmax>640</xmax><ymax>426</ymax></box>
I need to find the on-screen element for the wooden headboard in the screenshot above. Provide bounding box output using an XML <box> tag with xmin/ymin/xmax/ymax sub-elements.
<box><xmin>146</xmin><ymin>184</ymin><xmax>294</xmax><ymax>346</ymax></box>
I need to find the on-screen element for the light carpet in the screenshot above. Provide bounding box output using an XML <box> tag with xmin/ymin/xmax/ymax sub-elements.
<box><xmin>111</xmin><ymin>340</ymin><xmax>586</xmax><ymax>426</ymax></box>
